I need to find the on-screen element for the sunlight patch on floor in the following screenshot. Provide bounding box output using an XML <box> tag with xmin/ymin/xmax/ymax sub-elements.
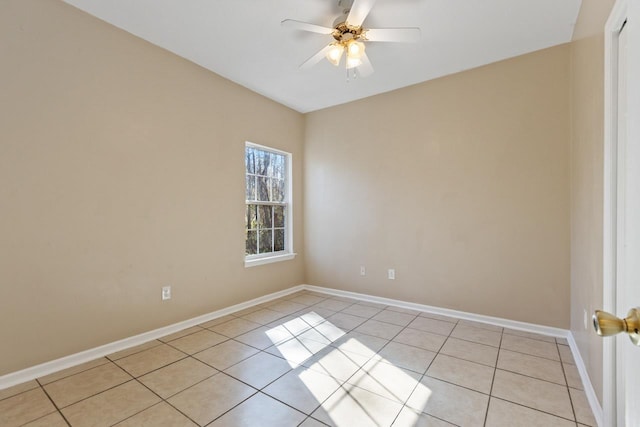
<box><xmin>265</xmin><ymin>311</ymin><xmax>432</xmax><ymax>426</ymax></box>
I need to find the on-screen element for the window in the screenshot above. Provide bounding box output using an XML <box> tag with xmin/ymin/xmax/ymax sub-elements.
<box><xmin>244</xmin><ymin>142</ymin><xmax>294</xmax><ymax>266</ymax></box>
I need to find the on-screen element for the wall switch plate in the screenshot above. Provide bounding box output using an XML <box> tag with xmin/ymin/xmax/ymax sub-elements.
<box><xmin>360</xmin><ymin>266</ymin><xmax>366</xmax><ymax>276</ymax></box>
<box><xmin>162</xmin><ymin>286</ymin><xmax>171</xmax><ymax>301</ymax></box>
<box><xmin>388</xmin><ymin>269</ymin><xmax>395</xmax><ymax>280</ymax></box>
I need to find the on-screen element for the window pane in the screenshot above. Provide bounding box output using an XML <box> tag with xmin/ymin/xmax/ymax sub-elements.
<box><xmin>272</xmin><ymin>178</ymin><xmax>285</xmax><ymax>202</ymax></box>
<box><xmin>265</xmin><ymin>151</ymin><xmax>273</xmax><ymax>176</ymax></box>
<box><xmin>259</xmin><ymin>229</ymin><xmax>272</xmax><ymax>253</ymax></box>
<box><xmin>245</xmin><ymin>147</ymin><xmax>255</xmax><ymax>174</ymax></box>
<box><xmin>274</xmin><ymin>229</ymin><xmax>285</xmax><ymax>251</ymax></box>
<box><xmin>246</xmin><ymin>175</ymin><xmax>256</xmax><ymax>201</ymax></box>
<box><xmin>274</xmin><ymin>205</ymin><xmax>285</xmax><ymax>228</ymax></box>
<box><xmin>245</xmin><ymin>204</ymin><xmax>257</xmax><ymax>230</ymax></box>
<box><xmin>258</xmin><ymin>205</ymin><xmax>273</xmax><ymax>228</ymax></box>
<box><xmin>246</xmin><ymin>230</ymin><xmax>257</xmax><ymax>255</ymax></box>
<box><xmin>257</xmin><ymin>177</ymin><xmax>270</xmax><ymax>201</ymax></box>
<box><xmin>273</xmin><ymin>154</ymin><xmax>285</xmax><ymax>179</ymax></box>
<box><xmin>256</xmin><ymin>150</ymin><xmax>269</xmax><ymax>175</ymax></box>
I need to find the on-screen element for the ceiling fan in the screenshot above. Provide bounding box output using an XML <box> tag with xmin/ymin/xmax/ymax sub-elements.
<box><xmin>282</xmin><ymin>0</ymin><xmax>421</xmax><ymax>77</ymax></box>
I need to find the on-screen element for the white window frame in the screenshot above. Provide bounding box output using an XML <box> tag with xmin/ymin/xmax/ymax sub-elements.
<box><xmin>244</xmin><ymin>141</ymin><xmax>295</xmax><ymax>267</ymax></box>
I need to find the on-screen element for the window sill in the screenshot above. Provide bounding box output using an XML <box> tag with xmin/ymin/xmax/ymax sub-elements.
<box><xmin>244</xmin><ymin>253</ymin><xmax>297</xmax><ymax>268</ymax></box>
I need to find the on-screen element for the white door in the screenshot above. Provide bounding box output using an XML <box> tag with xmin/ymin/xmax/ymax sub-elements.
<box><xmin>602</xmin><ymin>0</ymin><xmax>640</xmax><ymax>425</ymax></box>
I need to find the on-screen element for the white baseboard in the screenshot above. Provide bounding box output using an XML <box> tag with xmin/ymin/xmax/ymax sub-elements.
<box><xmin>302</xmin><ymin>284</ymin><xmax>568</xmax><ymax>337</ymax></box>
<box><xmin>1</xmin><ymin>281</ymin><xmax>601</xmax><ymax>427</ymax></box>
<box><xmin>0</xmin><ymin>285</ymin><xmax>305</xmax><ymax>390</ymax></box>
<box><xmin>566</xmin><ymin>333</ymin><xmax>603</xmax><ymax>427</ymax></box>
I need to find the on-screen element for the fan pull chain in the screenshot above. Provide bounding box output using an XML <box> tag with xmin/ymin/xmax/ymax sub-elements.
<box><xmin>345</xmin><ymin>66</ymin><xmax>358</xmax><ymax>83</ymax></box>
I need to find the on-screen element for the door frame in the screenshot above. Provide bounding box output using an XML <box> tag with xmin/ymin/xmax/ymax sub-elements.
<box><xmin>603</xmin><ymin>0</ymin><xmax>640</xmax><ymax>425</ymax></box>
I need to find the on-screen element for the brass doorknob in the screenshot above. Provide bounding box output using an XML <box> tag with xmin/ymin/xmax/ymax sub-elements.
<box><xmin>593</xmin><ymin>308</ymin><xmax>640</xmax><ymax>346</ymax></box>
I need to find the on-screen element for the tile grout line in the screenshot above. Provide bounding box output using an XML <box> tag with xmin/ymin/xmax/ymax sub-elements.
<box><xmin>483</xmin><ymin>325</ymin><xmax>504</xmax><ymax>426</ymax></box>
<box><xmin>167</xmin><ymin>370</ymin><xmax>261</xmax><ymax>426</ymax></box>
<box><xmin>423</xmin><ymin>318</ymin><xmax>497</xmax><ymax>421</ymax></box>
<box><xmin>498</xmin><ymin>325</ymin><xmax>583</xmax><ymax>424</ymax></box>
<box><xmin>502</xmin><ymin>331</ymin><xmax>568</xmax><ymax>344</ymax></box>
<box><xmin>106</xmin><ymin>341</ymin><xmax>165</xmax><ymax>364</ymax></box>
<box><xmin>51</xmin><ymin>378</ymin><xmax>139</xmax><ymax>412</ymax></box>
<box><xmin>390</xmin><ymin>315</ymin><xmax>462</xmax><ymax>425</ymax></box>
<box><xmin>130</xmin><ymin>375</ymin><xmax>204</xmax><ymax>427</ymax></box>
<box><xmin>297</xmin><ymin>416</ymin><xmax>331</xmax><ymax>427</ymax></box>
<box><xmin>134</xmin><ymin>352</ymin><xmax>221</xmax><ymax>397</ymax></box>
<box><xmin>559</xmin><ymin>339</ymin><xmax>581</xmax><ymax>426</ymax></box>
<box><xmin>107</xmin><ymin>401</ymin><xmax>171</xmax><ymax>426</ymax></box>
<box><xmin>497</xmin><ymin>346</ymin><xmax>566</xmax><ymax>363</ymax></box>
<box><xmin>258</xmin><ymin>389</ymin><xmax>329</xmax><ymax>423</ymax></box>
<box><xmin>114</xmin><ymin>344</ymin><xmax>191</xmax><ymax>379</ymax></box>
<box><xmin>487</xmin><ymin>395</ymin><xmax>583</xmax><ymax>424</ymax></box>
<box><xmin>350</xmin><ymin>308</ymin><xmax>423</xmax><ymax>425</ymax></box>
<box><xmin>492</xmin><ymin>367</ymin><xmax>572</xmax><ymax>388</ymax></box>
<box><xmin>35</xmin><ymin>359</ymin><xmax>113</xmax><ymax>388</ymax></box>
<box><xmin>0</xmin><ymin>388</ymin><xmax>36</xmax><ymax>404</ymax></box>
<box><xmin>32</xmin><ymin>380</ymin><xmax>72</xmax><ymax>427</ymax></box>
<box><xmin>37</xmin><ymin>363</ymin><xmax>139</xmax><ymax>412</ymax></box>
<box><xmin>483</xmin><ymin>325</ymin><xmax>583</xmax><ymax>425</ymax></box>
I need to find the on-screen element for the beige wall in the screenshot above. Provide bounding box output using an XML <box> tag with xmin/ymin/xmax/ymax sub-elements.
<box><xmin>0</xmin><ymin>0</ymin><xmax>305</xmax><ymax>375</ymax></box>
<box><xmin>569</xmin><ymin>34</ymin><xmax>606</xmax><ymax>405</ymax></box>
<box><xmin>304</xmin><ymin>46</ymin><xmax>571</xmax><ymax>328</ymax></box>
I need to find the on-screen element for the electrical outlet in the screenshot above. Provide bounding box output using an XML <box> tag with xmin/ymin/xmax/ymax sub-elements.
<box><xmin>388</xmin><ymin>269</ymin><xmax>395</xmax><ymax>280</ymax></box>
<box><xmin>162</xmin><ymin>286</ymin><xmax>172</xmax><ymax>301</ymax></box>
<box><xmin>360</xmin><ymin>266</ymin><xmax>366</xmax><ymax>276</ymax></box>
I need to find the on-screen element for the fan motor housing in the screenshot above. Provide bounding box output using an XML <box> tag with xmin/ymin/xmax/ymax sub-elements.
<box><xmin>332</xmin><ymin>22</ymin><xmax>363</xmax><ymax>42</ymax></box>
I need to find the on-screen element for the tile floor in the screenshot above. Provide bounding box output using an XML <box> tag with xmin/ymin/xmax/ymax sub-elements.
<box><xmin>0</xmin><ymin>290</ymin><xmax>597</xmax><ymax>427</ymax></box>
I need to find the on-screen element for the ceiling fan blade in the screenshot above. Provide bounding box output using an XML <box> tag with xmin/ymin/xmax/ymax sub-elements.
<box><xmin>357</xmin><ymin>52</ymin><xmax>374</xmax><ymax>77</ymax></box>
<box><xmin>281</xmin><ymin>19</ymin><xmax>334</xmax><ymax>35</ymax></box>
<box><xmin>300</xmin><ymin>44</ymin><xmax>333</xmax><ymax>70</ymax></box>
<box><xmin>363</xmin><ymin>28</ymin><xmax>421</xmax><ymax>43</ymax></box>
<box><xmin>346</xmin><ymin>0</ymin><xmax>377</xmax><ymax>27</ymax></box>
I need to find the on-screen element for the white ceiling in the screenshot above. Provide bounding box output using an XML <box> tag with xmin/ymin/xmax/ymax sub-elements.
<box><xmin>63</xmin><ymin>0</ymin><xmax>582</xmax><ymax>113</ymax></box>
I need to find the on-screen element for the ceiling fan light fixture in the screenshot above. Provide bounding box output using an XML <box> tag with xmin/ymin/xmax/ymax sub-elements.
<box><xmin>346</xmin><ymin>40</ymin><xmax>365</xmax><ymax>59</ymax></box>
<box><xmin>326</xmin><ymin>43</ymin><xmax>344</xmax><ymax>66</ymax></box>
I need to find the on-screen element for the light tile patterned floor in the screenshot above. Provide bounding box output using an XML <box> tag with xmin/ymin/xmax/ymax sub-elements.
<box><xmin>0</xmin><ymin>290</ymin><xmax>597</xmax><ymax>427</ymax></box>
